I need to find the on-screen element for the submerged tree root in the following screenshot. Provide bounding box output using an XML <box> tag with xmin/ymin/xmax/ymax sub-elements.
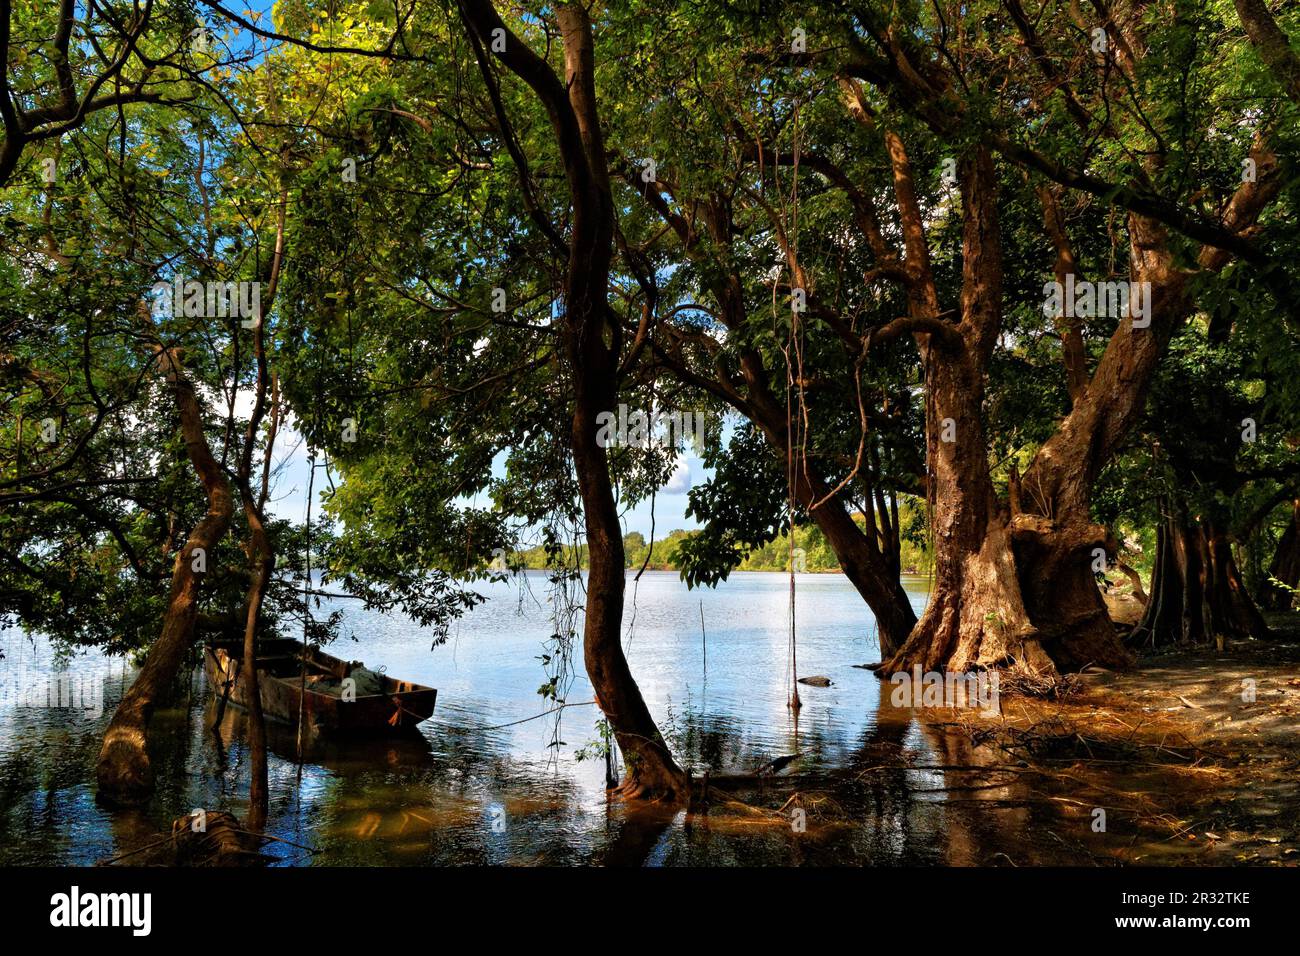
<box><xmin>100</xmin><ymin>811</ymin><xmax>318</xmax><ymax>867</ymax></box>
<box><xmin>687</xmin><ymin>768</ymin><xmax>855</xmax><ymax>832</ymax></box>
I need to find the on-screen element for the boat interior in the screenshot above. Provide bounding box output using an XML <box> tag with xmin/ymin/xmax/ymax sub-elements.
<box><xmin>208</xmin><ymin>638</ymin><xmax>423</xmax><ymax>698</ymax></box>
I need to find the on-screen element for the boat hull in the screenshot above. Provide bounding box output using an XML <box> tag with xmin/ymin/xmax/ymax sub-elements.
<box><xmin>203</xmin><ymin>639</ymin><xmax>437</xmax><ymax>734</ymax></box>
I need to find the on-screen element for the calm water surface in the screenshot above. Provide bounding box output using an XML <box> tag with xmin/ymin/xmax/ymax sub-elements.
<box><xmin>0</xmin><ymin>570</ymin><xmax>1112</xmax><ymax>866</ymax></box>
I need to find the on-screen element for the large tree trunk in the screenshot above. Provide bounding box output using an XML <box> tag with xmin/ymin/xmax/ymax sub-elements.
<box><xmin>462</xmin><ymin>0</ymin><xmax>686</xmax><ymax>801</ymax></box>
<box><xmin>1130</xmin><ymin>507</ymin><xmax>1208</xmax><ymax>648</ymax></box>
<box><xmin>97</xmin><ymin>345</ymin><xmax>233</xmax><ymax>806</ymax></box>
<box><xmin>558</xmin><ymin>2</ymin><xmax>685</xmax><ymax>802</ymax></box>
<box><xmin>994</xmin><ymin>214</ymin><xmax>1198</xmax><ymax>673</ymax></box>
<box><xmin>1001</xmin><ymin>130</ymin><xmax>1278</xmax><ymax>664</ymax></box>
<box><xmin>1009</xmin><ymin>508</ymin><xmax>1134</xmax><ymax>670</ymax></box>
<box><xmin>883</xmin><ymin>148</ymin><xmax>1119</xmax><ymax>676</ymax></box>
<box><xmin>882</xmin><ymin>336</ymin><xmax>1050</xmax><ymax>673</ymax></box>
<box><xmin>842</xmin><ymin>23</ymin><xmax>1280</xmax><ymax>682</ymax></box>
<box><xmin>1206</xmin><ymin>521</ymin><xmax>1270</xmax><ymax>640</ymax></box>
<box><xmin>1261</xmin><ymin>499</ymin><xmax>1300</xmax><ymax>611</ymax></box>
<box><xmin>1132</xmin><ymin>506</ymin><xmax>1269</xmax><ymax>647</ymax></box>
<box><xmin>236</xmin><ymin>507</ymin><xmax>272</xmax><ymax>830</ymax></box>
<box><xmin>234</xmin><ymin>194</ymin><xmax>286</xmax><ymax>832</ymax></box>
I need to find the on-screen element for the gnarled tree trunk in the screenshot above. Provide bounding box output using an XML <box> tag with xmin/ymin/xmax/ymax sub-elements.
<box><xmin>883</xmin><ymin>336</ymin><xmax>1049</xmax><ymax>673</ymax></box>
<box><xmin>461</xmin><ymin>0</ymin><xmax>686</xmax><ymax>801</ymax></box>
<box><xmin>883</xmin><ymin>147</ymin><xmax>1128</xmax><ymax>671</ymax></box>
<box><xmin>999</xmin><ymin>213</ymin><xmax>1196</xmax><ymax>672</ymax></box>
<box><xmin>841</xmin><ymin>16</ymin><xmax>1281</xmax><ymax>683</ymax></box>
<box><xmin>97</xmin><ymin>344</ymin><xmax>233</xmax><ymax>806</ymax></box>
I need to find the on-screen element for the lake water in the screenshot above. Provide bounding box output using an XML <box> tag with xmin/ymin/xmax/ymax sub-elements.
<box><xmin>0</xmin><ymin>570</ymin><xmax>1123</xmax><ymax>866</ymax></box>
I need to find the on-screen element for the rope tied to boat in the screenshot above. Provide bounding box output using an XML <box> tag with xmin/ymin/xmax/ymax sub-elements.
<box><xmin>387</xmin><ymin>698</ymin><xmax>426</xmax><ymax>727</ymax></box>
<box><xmin>468</xmin><ymin>699</ymin><xmax>599</xmax><ymax>732</ymax></box>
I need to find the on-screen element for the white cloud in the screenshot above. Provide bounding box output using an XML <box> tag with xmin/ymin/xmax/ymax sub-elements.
<box><xmin>663</xmin><ymin>455</ymin><xmax>691</xmax><ymax>495</ymax></box>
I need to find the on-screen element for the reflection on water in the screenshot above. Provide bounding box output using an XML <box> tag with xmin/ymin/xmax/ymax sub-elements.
<box><xmin>0</xmin><ymin>570</ymin><xmax>1135</xmax><ymax>865</ymax></box>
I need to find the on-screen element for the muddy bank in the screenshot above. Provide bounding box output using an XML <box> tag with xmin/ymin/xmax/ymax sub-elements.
<box><xmin>1035</xmin><ymin>622</ymin><xmax>1300</xmax><ymax>864</ymax></box>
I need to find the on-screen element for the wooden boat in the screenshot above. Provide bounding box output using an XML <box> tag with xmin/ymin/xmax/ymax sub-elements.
<box><xmin>203</xmin><ymin>637</ymin><xmax>437</xmax><ymax>734</ymax></box>
<box><xmin>208</xmin><ymin>698</ymin><xmax>436</xmax><ymax>768</ymax></box>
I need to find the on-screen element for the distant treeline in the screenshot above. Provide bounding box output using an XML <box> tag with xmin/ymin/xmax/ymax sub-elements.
<box><xmin>513</xmin><ymin>511</ymin><xmax>934</xmax><ymax>575</ymax></box>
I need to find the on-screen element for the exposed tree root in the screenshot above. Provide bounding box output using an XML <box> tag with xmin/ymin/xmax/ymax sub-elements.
<box><xmin>610</xmin><ymin>769</ymin><xmax>688</xmax><ymax>805</ymax></box>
